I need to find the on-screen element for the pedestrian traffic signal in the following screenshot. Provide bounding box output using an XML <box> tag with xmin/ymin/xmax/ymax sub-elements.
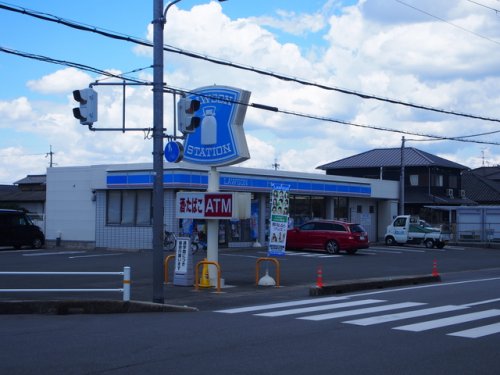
<box><xmin>72</xmin><ymin>88</ymin><xmax>98</xmax><ymax>125</ymax></box>
<box><xmin>177</xmin><ymin>97</ymin><xmax>201</xmax><ymax>134</ymax></box>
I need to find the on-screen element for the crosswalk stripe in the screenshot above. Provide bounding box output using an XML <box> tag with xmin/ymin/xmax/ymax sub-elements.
<box><xmin>344</xmin><ymin>305</ymin><xmax>469</xmax><ymax>326</ymax></box>
<box><xmin>214</xmin><ymin>296</ymin><xmax>349</xmax><ymax>314</ymax></box>
<box><xmin>394</xmin><ymin>309</ymin><xmax>500</xmax><ymax>332</ymax></box>
<box><xmin>255</xmin><ymin>299</ymin><xmax>385</xmax><ymax>317</ymax></box>
<box><xmin>298</xmin><ymin>302</ymin><xmax>426</xmax><ymax>321</ymax></box>
<box><xmin>448</xmin><ymin>322</ymin><xmax>500</xmax><ymax>338</ymax></box>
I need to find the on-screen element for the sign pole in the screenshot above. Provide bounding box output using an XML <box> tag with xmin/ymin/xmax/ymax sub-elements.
<box><xmin>207</xmin><ymin>166</ymin><xmax>219</xmax><ymax>284</ymax></box>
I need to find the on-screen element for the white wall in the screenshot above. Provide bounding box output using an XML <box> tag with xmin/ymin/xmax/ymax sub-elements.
<box><xmin>46</xmin><ymin>166</ymin><xmax>101</xmax><ymax>242</ymax></box>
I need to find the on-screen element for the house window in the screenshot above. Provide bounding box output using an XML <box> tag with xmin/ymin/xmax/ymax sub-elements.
<box><xmin>106</xmin><ymin>190</ymin><xmax>152</xmax><ymax>226</ymax></box>
<box><xmin>431</xmin><ymin>174</ymin><xmax>443</xmax><ymax>187</ymax></box>
<box><xmin>449</xmin><ymin>175</ymin><xmax>458</xmax><ymax>189</ymax></box>
<box><xmin>409</xmin><ymin>174</ymin><xmax>419</xmax><ymax>186</ymax></box>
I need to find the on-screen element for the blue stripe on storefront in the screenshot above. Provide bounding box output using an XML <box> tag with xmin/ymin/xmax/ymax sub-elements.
<box><xmin>106</xmin><ymin>172</ymin><xmax>371</xmax><ymax>196</ymax></box>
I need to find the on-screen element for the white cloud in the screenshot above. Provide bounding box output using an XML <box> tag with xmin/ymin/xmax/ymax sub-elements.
<box><xmin>27</xmin><ymin>68</ymin><xmax>92</xmax><ymax>94</ymax></box>
<box><xmin>1</xmin><ymin>1</ymin><xmax>500</xmax><ymax>184</ymax></box>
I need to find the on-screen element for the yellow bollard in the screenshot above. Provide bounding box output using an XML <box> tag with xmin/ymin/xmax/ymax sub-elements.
<box><xmin>199</xmin><ymin>259</ymin><xmax>212</xmax><ymax>288</ymax></box>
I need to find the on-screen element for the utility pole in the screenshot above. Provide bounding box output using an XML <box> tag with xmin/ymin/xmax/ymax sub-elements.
<box><xmin>152</xmin><ymin>0</ymin><xmax>165</xmax><ymax>304</ymax></box>
<box><xmin>400</xmin><ymin>136</ymin><xmax>405</xmax><ymax>215</ymax></box>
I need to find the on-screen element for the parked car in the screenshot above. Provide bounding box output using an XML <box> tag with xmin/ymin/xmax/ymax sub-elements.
<box><xmin>0</xmin><ymin>209</ymin><xmax>45</xmax><ymax>249</ymax></box>
<box><xmin>285</xmin><ymin>220</ymin><xmax>369</xmax><ymax>254</ymax></box>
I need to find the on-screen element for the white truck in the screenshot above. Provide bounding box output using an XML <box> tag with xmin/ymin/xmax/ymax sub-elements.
<box><xmin>384</xmin><ymin>215</ymin><xmax>450</xmax><ymax>249</ymax></box>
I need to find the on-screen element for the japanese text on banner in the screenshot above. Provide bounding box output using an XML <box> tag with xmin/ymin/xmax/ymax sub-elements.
<box><xmin>268</xmin><ymin>184</ymin><xmax>290</xmax><ymax>256</ymax></box>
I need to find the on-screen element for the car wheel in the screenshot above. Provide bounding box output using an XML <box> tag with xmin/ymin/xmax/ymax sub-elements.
<box><xmin>424</xmin><ymin>239</ymin><xmax>434</xmax><ymax>248</ymax></box>
<box><xmin>325</xmin><ymin>240</ymin><xmax>339</xmax><ymax>254</ymax></box>
<box><xmin>31</xmin><ymin>237</ymin><xmax>43</xmax><ymax>249</ymax></box>
<box><xmin>385</xmin><ymin>236</ymin><xmax>396</xmax><ymax>246</ymax></box>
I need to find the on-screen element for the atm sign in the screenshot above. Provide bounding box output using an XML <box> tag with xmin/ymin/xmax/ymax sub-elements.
<box><xmin>176</xmin><ymin>192</ymin><xmax>234</xmax><ymax>219</ymax></box>
<box><xmin>204</xmin><ymin>194</ymin><xmax>232</xmax><ymax>217</ymax></box>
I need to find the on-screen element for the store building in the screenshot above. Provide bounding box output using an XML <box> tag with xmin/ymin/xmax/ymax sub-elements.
<box><xmin>45</xmin><ymin>162</ymin><xmax>399</xmax><ymax>249</ymax></box>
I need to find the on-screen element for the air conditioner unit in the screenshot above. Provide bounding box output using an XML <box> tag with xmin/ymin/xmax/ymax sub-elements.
<box><xmin>446</xmin><ymin>188</ymin><xmax>454</xmax><ymax>198</ymax></box>
<box><xmin>460</xmin><ymin>189</ymin><xmax>466</xmax><ymax>199</ymax></box>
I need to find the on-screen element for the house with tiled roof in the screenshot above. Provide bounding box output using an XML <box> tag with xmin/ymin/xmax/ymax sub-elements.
<box><xmin>317</xmin><ymin>147</ymin><xmax>476</xmax><ymax>222</ymax></box>
<box><xmin>462</xmin><ymin>167</ymin><xmax>500</xmax><ymax>204</ymax></box>
<box><xmin>0</xmin><ymin>175</ymin><xmax>46</xmax><ymax>228</ymax></box>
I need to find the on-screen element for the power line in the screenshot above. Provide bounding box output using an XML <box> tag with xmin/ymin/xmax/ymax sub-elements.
<box><xmin>2</xmin><ymin>43</ymin><xmax>500</xmax><ymax>146</ymax></box>
<box><xmin>1</xmin><ymin>2</ymin><xmax>500</xmax><ymax>124</ymax></box>
<box><xmin>0</xmin><ymin>46</ymin><xmax>151</xmax><ymax>85</ymax></box>
<box><xmin>395</xmin><ymin>0</ymin><xmax>500</xmax><ymax>46</ymax></box>
<box><xmin>466</xmin><ymin>0</ymin><xmax>500</xmax><ymax>13</ymax></box>
<box><xmin>171</xmin><ymin>86</ymin><xmax>500</xmax><ymax>146</ymax></box>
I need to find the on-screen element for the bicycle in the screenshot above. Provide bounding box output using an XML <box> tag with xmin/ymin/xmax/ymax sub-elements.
<box><xmin>164</xmin><ymin>230</ymin><xmax>204</xmax><ymax>254</ymax></box>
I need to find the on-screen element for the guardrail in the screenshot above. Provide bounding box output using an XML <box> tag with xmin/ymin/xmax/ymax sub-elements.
<box><xmin>0</xmin><ymin>266</ymin><xmax>131</xmax><ymax>301</ymax></box>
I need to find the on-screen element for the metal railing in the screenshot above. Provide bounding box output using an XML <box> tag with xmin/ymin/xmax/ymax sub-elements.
<box><xmin>0</xmin><ymin>266</ymin><xmax>131</xmax><ymax>301</ymax></box>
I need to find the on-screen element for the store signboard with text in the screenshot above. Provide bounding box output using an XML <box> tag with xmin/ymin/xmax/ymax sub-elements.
<box><xmin>183</xmin><ymin>86</ymin><xmax>251</xmax><ymax>166</ymax></box>
<box><xmin>176</xmin><ymin>192</ymin><xmax>251</xmax><ymax>220</ymax></box>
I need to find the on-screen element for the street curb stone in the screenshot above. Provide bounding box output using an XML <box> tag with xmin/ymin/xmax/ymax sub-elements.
<box><xmin>0</xmin><ymin>300</ymin><xmax>198</xmax><ymax>314</ymax></box>
<box><xmin>309</xmin><ymin>274</ymin><xmax>441</xmax><ymax>296</ymax></box>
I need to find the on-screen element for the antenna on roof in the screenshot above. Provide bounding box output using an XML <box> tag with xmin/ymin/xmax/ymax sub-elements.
<box><xmin>45</xmin><ymin>145</ymin><xmax>56</xmax><ymax>168</ymax></box>
<box><xmin>272</xmin><ymin>158</ymin><xmax>280</xmax><ymax>170</ymax></box>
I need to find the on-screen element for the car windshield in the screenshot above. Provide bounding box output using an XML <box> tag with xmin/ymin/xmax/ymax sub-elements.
<box><xmin>349</xmin><ymin>224</ymin><xmax>365</xmax><ymax>233</ymax></box>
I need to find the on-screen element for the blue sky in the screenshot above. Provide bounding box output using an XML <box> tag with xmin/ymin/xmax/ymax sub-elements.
<box><xmin>0</xmin><ymin>0</ymin><xmax>499</xmax><ymax>183</ymax></box>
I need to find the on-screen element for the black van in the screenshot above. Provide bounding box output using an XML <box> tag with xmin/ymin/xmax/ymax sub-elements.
<box><xmin>0</xmin><ymin>209</ymin><xmax>45</xmax><ymax>249</ymax></box>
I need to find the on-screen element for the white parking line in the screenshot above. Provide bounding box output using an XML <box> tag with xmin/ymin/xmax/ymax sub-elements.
<box><xmin>23</xmin><ymin>251</ymin><xmax>86</xmax><ymax>257</ymax></box>
<box><xmin>69</xmin><ymin>253</ymin><xmax>123</xmax><ymax>259</ymax></box>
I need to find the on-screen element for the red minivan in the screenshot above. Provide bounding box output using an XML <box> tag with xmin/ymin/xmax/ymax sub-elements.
<box><xmin>286</xmin><ymin>220</ymin><xmax>369</xmax><ymax>255</ymax></box>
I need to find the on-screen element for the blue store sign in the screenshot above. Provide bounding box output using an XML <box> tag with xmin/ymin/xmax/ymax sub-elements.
<box><xmin>183</xmin><ymin>85</ymin><xmax>251</xmax><ymax>167</ymax></box>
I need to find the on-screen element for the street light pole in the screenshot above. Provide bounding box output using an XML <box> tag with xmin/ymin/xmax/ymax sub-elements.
<box><xmin>152</xmin><ymin>0</ymin><xmax>165</xmax><ymax>304</ymax></box>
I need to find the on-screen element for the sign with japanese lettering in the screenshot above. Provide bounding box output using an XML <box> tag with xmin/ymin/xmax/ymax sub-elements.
<box><xmin>268</xmin><ymin>184</ymin><xmax>290</xmax><ymax>256</ymax></box>
<box><xmin>176</xmin><ymin>192</ymin><xmax>251</xmax><ymax>219</ymax></box>
<box><xmin>173</xmin><ymin>237</ymin><xmax>194</xmax><ymax>286</ymax></box>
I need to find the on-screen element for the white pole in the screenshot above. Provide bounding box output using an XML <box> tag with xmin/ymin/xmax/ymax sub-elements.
<box><xmin>123</xmin><ymin>266</ymin><xmax>131</xmax><ymax>301</ymax></box>
<box><xmin>207</xmin><ymin>167</ymin><xmax>219</xmax><ymax>285</ymax></box>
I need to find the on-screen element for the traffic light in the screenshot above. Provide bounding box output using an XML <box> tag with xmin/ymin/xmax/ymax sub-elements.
<box><xmin>72</xmin><ymin>88</ymin><xmax>98</xmax><ymax>125</ymax></box>
<box><xmin>177</xmin><ymin>96</ymin><xmax>201</xmax><ymax>134</ymax></box>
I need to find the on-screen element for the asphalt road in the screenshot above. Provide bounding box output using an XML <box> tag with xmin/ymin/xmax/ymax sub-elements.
<box><xmin>1</xmin><ymin>244</ymin><xmax>500</xmax><ymax>374</ymax></box>
<box><xmin>0</xmin><ymin>264</ymin><xmax>499</xmax><ymax>374</ymax></box>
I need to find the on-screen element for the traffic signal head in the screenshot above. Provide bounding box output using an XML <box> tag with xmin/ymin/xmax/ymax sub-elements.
<box><xmin>73</xmin><ymin>88</ymin><xmax>98</xmax><ymax>125</ymax></box>
<box><xmin>177</xmin><ymin>97</ymin><xmax>201</xmax><ymax>134</ymax></box>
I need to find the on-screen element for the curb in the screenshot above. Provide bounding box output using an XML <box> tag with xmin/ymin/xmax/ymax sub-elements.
<box><xmin>309</xmin><ymin>274</ymin><xmax>441</xmax><ymax>296</ymax></box>
<box><xmin>0</xmin><ymin>300</ymin><xmax>198</xmax><ymax>315</ymax></box>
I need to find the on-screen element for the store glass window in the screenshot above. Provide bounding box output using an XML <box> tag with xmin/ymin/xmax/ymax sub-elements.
<box><xmin>288</xmin><ymin>195</ymin><xmax>326</xmax><ymax>226</ymax></box>
<box><xmin>106</xmin><ymin>190</ymin><xmax>152</xmax><ymax>226</ymax></box>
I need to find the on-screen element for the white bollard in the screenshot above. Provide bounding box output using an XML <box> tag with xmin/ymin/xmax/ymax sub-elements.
<box><xmin>123</xmin><ymin>266</ymin><xmax>131</xmax><ymax>301</ymax></box>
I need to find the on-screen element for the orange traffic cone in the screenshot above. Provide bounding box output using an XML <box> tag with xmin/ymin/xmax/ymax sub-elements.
<box><xmin>199</xmin><ymin>259</ymin><xmax>211</xmax><ymax>288</ymax></box>
<box><xmin>316</xmin><ymin>266</ymin><xmax>324</xmax><ymax>288</ymax></box>
<box><xmin>432</xmin><ymin>259</ymin><xmax>439</xmax><ymax>277</ymax></box>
